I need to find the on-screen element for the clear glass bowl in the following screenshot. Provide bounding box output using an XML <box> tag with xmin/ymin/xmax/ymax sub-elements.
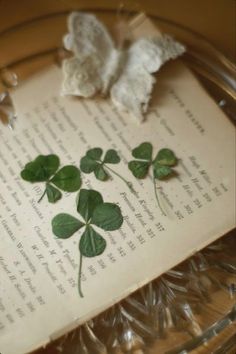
<box><xmin>0</xmin><ymin>10</ymin><xmax>235</xmax><ymax>354</ymax></box>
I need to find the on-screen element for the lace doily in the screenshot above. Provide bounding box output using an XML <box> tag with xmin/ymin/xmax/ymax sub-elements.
<box><xmin>61</xmin><ymin>12</ymin><xmax>185</xmax><ymax>122</ymax></box>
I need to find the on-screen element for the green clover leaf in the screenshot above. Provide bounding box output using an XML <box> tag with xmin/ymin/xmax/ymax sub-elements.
<box><xmin>46</xmin><ymin>183</ymin><xmax>62</xmax><ymax>203</ymax></box>
<box><xmin>76</xmin><ymin>189</ymin><xmax>103</xmax><ymax>222</ymax></box>
<box><xmin>86</xmin><ymin>147</ymin><xmax>103</xmax><ymax>160</ymax></box>
<box><xmin>21</xmin><ymin>155</ymin><xmax>60</xmax><ymax>182</ymax></box>
<box><xmin>153</xmin><ymin>164</ymin><xmax>173</xmax><ymax>180</ymax></box>
<box><xmin>103</xmin><ymin>149</ymin><xmax>120</xmax><ymax>164</ymax></box>
<box><xmin>51</xmin><ymin>166</ymin><xmax>82</xmax><ymax>192</ymax></box>
<box><xmin>91</xmin><ymin>203</ymin><xmax>123</xmax><ymax>231</ymax></box>
<box><xmin>94</xmin><ymin>165</ymin><xmax>109</xmax><ymax>181</ymax></box>
<box><xmin>80</xmin><ymin>147</ymin><xmax>133</xmax><ymax>191</ymax></box>
<box><xmin>21</xmin><ymin>155</ymin><xmax>81</xmax><ymax>203</ymax></box>
<box><xmin>128</xmin><ymin>143</ymin><xmax>178</xmax><ymax>215</ymax></box>
<box><xmin>52</xmin><ymin>213</ymin><xmax>84</xmax><ymax>238</ymax></box>
<box><xmin>128</xmin><ymin>161</ymin><xmax>150</xmax><ymax>179</ymax></box>
<box><xmin>51</xmin><ymin>189</ymin><xmax>123</xmax><ymax>297</ymax></box>
<box><xmin>80</xmin><ymin>156</ymin><xmax>99</xmax><ymax>174</ymax></box>
<box><xmin>153</xmin><ymin>148</ymin><xmax>177</xmax><ymax>167</ymax></box>
<box><xmin>132</xmin><ymin>142</ymin><xmax>153</xmax><ymax>160</ymax></box>
<box><xmin>79</xmin><ymin>226</ymin><xmax>106</xmax><ymax>257</ymax></box>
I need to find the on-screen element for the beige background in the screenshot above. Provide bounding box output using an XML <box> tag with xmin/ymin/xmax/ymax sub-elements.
<box><xmin>0</xmin><ymin>0</ymin><xmax>235</xmax><ymax>60</ymax></box>
<box><xmin>0</xmin><ymin>1</ymin><xmax>235</xmax><ymax>353</ymax></box>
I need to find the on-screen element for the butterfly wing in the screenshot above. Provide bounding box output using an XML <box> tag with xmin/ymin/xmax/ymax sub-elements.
<box><xmin>62</xmin><ymin>12</ymin><xmax>119</xmax><ymax>97</ymax></box>
<box><xmin>110</xmin><ymin>35</ymin><xmax>185</xmax><ymax>122</ymax></box>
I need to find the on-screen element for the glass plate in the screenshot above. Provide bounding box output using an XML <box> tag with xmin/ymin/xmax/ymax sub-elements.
<box><xmin>0</xmin><ymin>9</ymin><xmax>235</xmax><ymax>354</ymax></box>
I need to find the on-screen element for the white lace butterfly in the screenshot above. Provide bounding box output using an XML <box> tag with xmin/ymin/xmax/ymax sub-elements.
<box><xmin>61</xmin><ymin>12</ymin><xmax>185</xmax><ymax>122</ymax></box>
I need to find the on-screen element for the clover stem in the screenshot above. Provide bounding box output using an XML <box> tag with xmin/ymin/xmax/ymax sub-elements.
<box><xmin>105</xmin><ymin>165</ymin><xmax>134</xmax><ymax>193</ymax></box>
<box><xmin>78</xmin><ymin>253</ymin><xmax>84</xmax><ymax>298</ymax></box>
<box><xmin>37</xmin><ymin>188</ymin><xmax>47</xmax><ymax>203</ymax></box>
<box><xmin>152</xmin><ymin>168</ymin><xmax>166</xmax><ymax>216</ymax></box>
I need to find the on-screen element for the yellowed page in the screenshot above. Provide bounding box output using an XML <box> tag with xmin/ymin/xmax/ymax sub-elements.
<box><xmin>0</xmin><ymin>18</ymin><xmax>235</xmax><ymax>354</ymax></box>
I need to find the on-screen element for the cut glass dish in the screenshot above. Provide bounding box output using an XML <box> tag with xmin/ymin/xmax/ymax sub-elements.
<box><xmin>0</xmin><ymin>10</ymin><xmax>235</xmax><ymax>354</ymax></box>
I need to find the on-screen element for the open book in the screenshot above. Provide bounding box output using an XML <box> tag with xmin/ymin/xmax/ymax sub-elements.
<box><xmin>0</xmin><ymin>15</ymin><xmax>235</xmax><ymax>354</ymax></box>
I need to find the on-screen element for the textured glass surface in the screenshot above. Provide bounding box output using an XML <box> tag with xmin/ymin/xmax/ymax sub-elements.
<box><xmin>52</xmin><ymin>233</ymin><xmax>236</xmax><ymax>354</ymax></box>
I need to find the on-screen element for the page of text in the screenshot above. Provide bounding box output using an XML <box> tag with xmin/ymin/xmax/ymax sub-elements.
<box><xmin>0</xmin><ymin>57</ymin><xmax>235</xmax><ymax>353</ymax></box>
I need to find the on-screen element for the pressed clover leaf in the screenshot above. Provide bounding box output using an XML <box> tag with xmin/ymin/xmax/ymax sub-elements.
<box><xmin>103</xmin><ymin>149</ymin><xmax>121</xmax><ymax>164</ymax></box>
<box><xmin>51</xmin><ymin>166</ymin><xmax>82</xmax><ymax>192</ymax></box>
<box><xmin>52</xmin><ymin>213</ymin><xmax>84</xmax><ymax>239</ymax></box>
<box><xmin>76</xmin><ymin>189</ymin><xmax>103</xmax><ymax>221</ymax></box>
<box><xmin>46</xmin><ymin>183</ymin><xmax>62</xmax><ymax>203</ymax></box>
<box><xmin>52</xmin><ymin>189</ymin><xmax>123</xmax><ymax>298</ymax></box>
<box><xmin>153</xmin><ymin>148</ymin><xmax>177</xmax><ymax>166</ymax></box>
<box><xmin>79</xmin><ymin>226</ymin><xmax>106</xmax><ymax>258</ymax></box>
<box><xmin>21</xmin><ymin>155</ymin><xmax>81</xmax><ymax>203</ymax></box>
<box><xmin>132</xmin><ymin>142</ymin><xmax>153</xmax><ymax>160</ymax></box>
<box><xmin>153</xmin><ymin>164</ymin><xmax>173</xmax><ymax>180</ymax></box>
<box><xmin>128</xmin><ymin>143</ymin><xmax>178</xmax><ymax>215</ymax></box>
<box><xmin>21</xmin><ymin>155</ymin><xmax>60</xmax><ymax>182</ymax></box>
<box><xmin>91</xmin><ymin>203</ymin><xmax>124</xmax><ymax>231</ymax></box>
<box><xmin>128</xmin><ymin>161</ymin><xmax>150</xmax><ymax>179</ymax></box>
<box><xmin>80</xmin><ymin>147</ymin><xmax>133</xmax><ymax>191</ymax></box>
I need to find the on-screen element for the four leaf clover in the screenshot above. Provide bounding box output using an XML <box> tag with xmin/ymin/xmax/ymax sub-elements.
<box><xmin>52</xmin><ymin>189</ymin><xmax>123</xmax><ymax>297</ymax></box>
<box><xmin>128</xmin><ymin>142</ymin><xmax>178</xmax><ymax>215</ymax></box>
<box><xmin>80</xmin><ymin>148</ymin><xmax>133</xmax><ymax>191</ymax></box>
<box><xmin>21</xmin><ymin>155</ymin><xmax>81</xmax><ymax>203</ymax></box>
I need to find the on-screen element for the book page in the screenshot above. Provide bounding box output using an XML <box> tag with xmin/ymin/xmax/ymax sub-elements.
<box><xmin>0</xmin><ymin>19</ymin><xmax>235</xmax><ymax>354</ymax></box>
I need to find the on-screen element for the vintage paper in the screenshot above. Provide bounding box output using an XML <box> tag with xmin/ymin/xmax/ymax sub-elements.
<box><xmin>0</xmin><ymin>16</ymin><xmax>235</xmax><ymax>354</ymax></box>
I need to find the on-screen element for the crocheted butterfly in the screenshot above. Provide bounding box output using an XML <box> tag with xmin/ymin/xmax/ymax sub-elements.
<box><xmin>61</xmin><ymin>12</ymin><xmax>185</xmax><ymax>122</ymax></box>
